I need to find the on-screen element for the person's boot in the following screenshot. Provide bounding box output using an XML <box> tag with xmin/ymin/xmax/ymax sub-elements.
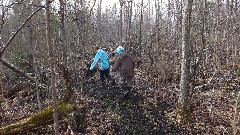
<box><xmin>111</xmin><ymin>79</ymin><xmax>116</xmax><ymax>87</ymax></box>
<box><xmin>101</xmin><ymin>81</ymin><xmax>106</xmax><ymax>89</ymax></box>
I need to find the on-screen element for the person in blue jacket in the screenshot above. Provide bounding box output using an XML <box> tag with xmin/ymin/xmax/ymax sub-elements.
<box><xmin>89</xmin><ymin>46</ymin><xmax>115</xmax><ymax>87</ymax></box>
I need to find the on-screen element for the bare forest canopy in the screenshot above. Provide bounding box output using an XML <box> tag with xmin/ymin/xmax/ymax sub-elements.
<box><xmin>1</xmin><ymin>0</ymin><xmax>240</xmax><ymax>134</ymax></box>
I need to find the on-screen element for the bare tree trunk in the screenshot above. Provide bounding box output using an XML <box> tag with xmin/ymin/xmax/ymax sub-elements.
<box><xmin>0</xmin><ymin>0</ymin><xmax>4</xmax><ymax>40</ymax></box>
<box><xmin>167</xmin><ymin>0</ymin><xmax>172</xmax><ymax>34</ymax></box>
<box><xmin>215</xmin><ymin>0</ymin><xmax>221</xmax><ymax>71</ymax></box>
<box><xmin>45</xmin><ymin>0</ymin><xmax>59</xmax><ymax>134</ymax></box>
<box><xmin>229</xmin><ymin>0</ymin><xmax>234</xmax><ymax>68</ymax></box>
<box><xmin>97</xmin><ymin>0</ymin><xmax>103</xmax><ymax>45</ymax></box>
<box><xmin>59</xmin><ymin>0</ymin><xmax>67</xmax><ymax>64</ymax></box>
<box><xmin>138</xmin><ymin>0</ymin><xmax>143</xmax><ymax>55</ymax></box>
<box><xmin>28</xmin><ymin>1</ymin><xmax>42</xmax><ymax>110</ymax></box>
<box><xmin>235</xmin><ymin>0</ymin><xmax>238</xmax><ymax>8</ymax></box>
<box><xmin>125</xmin><ymin>0</ymin><xmax>132</xmax><ymax>47</ymax></box>
<box><xmin>59</xmin><ymin>0</ymin><xmax>73</xmax><ymax>102</ymax></box>
<box><xmin>179</xmin><ymin>0</ymin><xmax>193</xmax><ymax>121</ymax></box>
<box><xmin>33</xmin><ymin>26</ymin><xmax>42</xmax><ymax>110</ymax></box>
<box><xmin>226</xmin><ymin>0</ymin><xmax>231</xmax><ymax>68</ymax></box>
<box><xmin>155</xmin><ymin>0</ymin><xmax>159</xmax><ymax>85</ymax></box>
<box><xmin>128</xmin><ymin>1</ymin><xmax>132</xmax><ymax>45</ymax></box>
<box><xmin>119</xmin><ymin>0</ymin><xmax>123</xmax><ymax>46</ymax></box>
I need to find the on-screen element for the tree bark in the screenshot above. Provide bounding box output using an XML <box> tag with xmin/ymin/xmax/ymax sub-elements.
<box><xmin>138</xmin><ymin>0</ymin><xmax>143</xmax><ymax>56</ymax></box>
<box><xmin>45</xmin><ymin>0</ymin><xmax>59</xmax><ymax>134</ymax></box>
<box><xmin>59</xmin><ymin>0</ymin><xmax>73</xmax><ymax>103</ymax></box>
<box><xmin>97</xmin><ymin>0</ymin><xmax>103</xmax><ymax>45</ymax></box>
<box><xmin>179</xmin><ymin>0</ymin><xmax>193</xmax><ymax>121</ymax></box>
<box><xmin>58</xmin><ymin>63</ymin><xmax>72</xmax><ymax>102</ymax></box>
<box><xmin>119</xmin><ymin>0</ymin><xmax>123</xmax><ymax>46</ymax></box>
<box><xmin>28</xmin><ymin>0</ymin><xmax>42</xmax><ymax>110</ymax></box>
<box><xmin>59</xmin><ymin>0</ymin><xmax>68</xmax><ymax>64</ymax></box>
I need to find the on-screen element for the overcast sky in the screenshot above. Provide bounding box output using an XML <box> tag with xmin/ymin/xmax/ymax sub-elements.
<box><xmin>51</xmin><ymin>0</ymin><xmax>168</xmax><ymax>10</ymax></box>
<box><xmin>95</xmin><ymin>0</ymin><xmax>168</xmax><ymax>8</ymax></box>
<box><xmin>0</xmin><ymin>0</ymin><xmax>169</xmax><ymax>15</ymax></box>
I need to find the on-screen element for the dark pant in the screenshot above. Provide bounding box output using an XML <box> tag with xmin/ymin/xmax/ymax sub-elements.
<box><xmin>122</xmin><ymin>76</ymin><xmax>133</xmax><ymax>88</ymax></box>
<box><xmin>99</xmin><ymin>68</ymin><xmax>111</xmax><ymax>83</ymax></box>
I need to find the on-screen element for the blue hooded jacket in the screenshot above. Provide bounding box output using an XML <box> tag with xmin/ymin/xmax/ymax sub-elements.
<box><xmin>90</xmin><ymin>49</ymin><xmax>110</xmax><ymax>70</ymax></box>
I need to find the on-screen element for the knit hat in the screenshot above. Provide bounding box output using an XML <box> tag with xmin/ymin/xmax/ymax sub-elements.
<box><xmin>115</xmin><ymin>46</ymin><xmax>125</xmax><ymax>55</ymax></box>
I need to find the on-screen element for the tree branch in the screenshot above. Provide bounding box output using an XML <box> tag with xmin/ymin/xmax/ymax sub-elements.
<box><xmin>0</xmin><ymin>57</ymin><xmax>36</xmax><ymax>82</ymax></box>
<box><xmin>0</xmin><ymin>7</ymin><xmax>43</xmax><ymax>57</ymax></box>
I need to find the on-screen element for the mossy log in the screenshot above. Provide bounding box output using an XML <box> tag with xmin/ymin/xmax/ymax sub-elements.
<box><xmin>0</xmin><ymin>102</ymin><xmax>85</xmax><ymax>135</ymax></box>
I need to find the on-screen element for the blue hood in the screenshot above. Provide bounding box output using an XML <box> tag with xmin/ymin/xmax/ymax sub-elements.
<box><xmin>90</xmin><ymin>49</ymin><xmax>110</xmax><ymax>70</ymax></box>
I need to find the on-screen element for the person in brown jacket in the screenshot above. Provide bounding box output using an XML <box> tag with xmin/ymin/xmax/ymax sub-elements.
<box><xmin>112</xmin><ymin>46</ymin><xmax>134</xmax><ymax>97</ymax></box>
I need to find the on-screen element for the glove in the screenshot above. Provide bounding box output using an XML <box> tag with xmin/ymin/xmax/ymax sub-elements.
<box><xmin>85</xmin><ymin>64</ymin><xmax>92</xmax><ymax>78</ymax></box>
<box><xmin>85</xmin><ymin>67</ymin><xmax>97</xmax><ymax>78</ymax></box>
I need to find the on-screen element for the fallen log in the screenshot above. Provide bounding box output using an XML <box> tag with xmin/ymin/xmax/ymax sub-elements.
<box><xmin>0</xmin><ymin>102</ymin><xmax>85</xmax><ymax>135</ymax></box>
<box><xmin>2</xmin><ymin>82</ymin><xmax>33</xmax><ymax>99</ymax></box>
<box><xmin>0</xmin><ymin>58</ymin><xmax>36</xmax><ymax>83</ymax></box>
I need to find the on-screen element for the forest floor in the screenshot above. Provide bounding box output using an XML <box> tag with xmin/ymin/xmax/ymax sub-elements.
<box><xmin>0</xmin><ymin>69</ymin><xmax>239</xmax><ymax>134</ymax></box>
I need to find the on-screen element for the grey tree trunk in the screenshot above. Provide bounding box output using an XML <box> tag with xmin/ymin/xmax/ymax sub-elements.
<box><xmin>179</xmin><ymin>0</ymin><xmax>193</xmax><ymax>120</ymax></box>
<box><xmin>126</xmin><ymin>0</ymin><xmax>132</xmax><ymax>47</ymax></box>
<box><xmin>33</xmin><ymin>25</ymin><xmax>42</xmax><ymax>110</ymax></box>
<box><xmin>155</xmin><ymin>0</ymin><xmax>160</xmax><ymax>87</ymax></box>
<box><xmin>59</xmin><ymin>0</ymin><xmax>67</xmax><ymax>64</ymax></box>
<box><xmin>97</xmin><ymin>0</ymin><xmax>103</xmax><ymax>45</ymax></box>
<box><xmin>215</xmin><ymin>0</ymin><xmax>220</xmax><ymax>71</ymax></box>
<box><xmin>138</xmin><ymin>0</ymin><xmax>143</xmax><ymax>55</ymax></box>
<box><xmin>28</xmin><ymin>0</ymin><xmax>42</xmax><ymax>110</ymax></box>
<box><xmin>45</xmin><ymin>0</ymin><xmax>59</xmax><ymax>134</ymax></box>
<box><xmin>59</xmin><ymin>0</ymin><xmax>72</xmax><ymax>102</ymax></box>
<box><xmin>119</xmin><ymin>0</ymin><xmax>123</xmax><ymax>46</ymax></box>
<box><xmin>226</xmin><ymin>0</ymin><xmax>230</xmax><ymax>67</ymax></box>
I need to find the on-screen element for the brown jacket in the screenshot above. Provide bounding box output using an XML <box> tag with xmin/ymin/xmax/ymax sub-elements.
<box><xmin>112</xmin><ymin>52</ymin><xmax>134</xmax><ymax>78</ymax></box>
